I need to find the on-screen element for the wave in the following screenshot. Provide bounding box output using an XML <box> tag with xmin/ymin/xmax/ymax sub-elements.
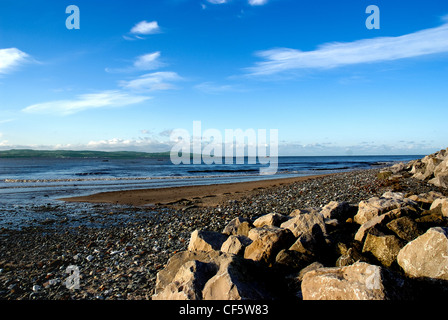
<box><xmin>187</xmin><ymin>169</ymin><xmax>259</xmax><ymax>174</ymax></box>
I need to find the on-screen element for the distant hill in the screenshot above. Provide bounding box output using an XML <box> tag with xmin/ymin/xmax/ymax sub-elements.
<box><xmin>0</xmin><ymin>149</ymin><xmax>173</xmax><ymax>159</ymax></box>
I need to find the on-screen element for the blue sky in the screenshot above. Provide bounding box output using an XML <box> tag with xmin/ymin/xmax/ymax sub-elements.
<box><xmin>0</xmin><ymin>0</ymin><xmax>447</xmax><ymax>155</ymax></box>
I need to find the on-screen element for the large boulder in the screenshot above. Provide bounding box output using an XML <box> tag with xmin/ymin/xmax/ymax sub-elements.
<box><xmin>222</xmin><ymin>217</ymin><xmax>253</xmax><ymax>236</ymax></box>
<box><xmin>301</xmin><ymin>262</ymin><xmax>407</xmax><ymax>300</ymax></box>
<box><xmin>202</xmin><ymin>254</ymin><xmax>274</xmax><ymax>300</ymax></box>
<box><xmin>152</xmin><ymin>260</ymin><xmax>217</xmax><ymax>300</ymax></box>
<box><xmin>188</xmin><ymin>230</ymin><xmax>228</xmax><ymax>252</ymax></box>
<box><xmin>354</xmin><ymin>192</ymin><xmax>417</xmax><ymax>225</ymax></box>
<box><xmin>153</xmin><ymin>250</ymin><xmax>278</xmax><ymax>300</ymax></box>
<box><xmin>430</xmin><ymin>198</ymin><xmax>448</xmax><ymax>218</ymax></box>
<box><xmin>153</xmin><ymin>250</ymin><xmax>221</xmax><ymax>296</ymax></box>
<box><xmin>362</xmin><ymin>230</ymin><xmax>405</xmax><ymax>267</ymax></box>
<box><xmin>220</xmin><ymin>235</ymin><xmax>252</xmax><ymax>255</ymax></box>
<box><xmin>397</xmin><ymin>227</ymin><xmax>448</xmax><ymax>280</ymax></box>
<box><xmin>280</xmin><ymin>212</ymin><xmax>326</xmax><ymax>237</ymax></box>
<box><xmin>253</xmin><ymin>213</ymin><xmax>290</xmax><ymax>228</ymax></box>
<box><xmin>244</xmin><ymin>226</ymin><xmax>295</xmax><ymax>264</ymax></box>
<box><xmin>320</xmin><ymin>201</ymin><xmax>351</xmax><ymax>221</ymax></box>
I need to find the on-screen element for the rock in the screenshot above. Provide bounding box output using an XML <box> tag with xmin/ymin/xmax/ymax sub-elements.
<box><xmin>297</xmin><ymin>262</ymin><xmax>324</xmax><ymax>282</ymax></box>
<box><xmin>377</xmin><ymin>171</ymin><xmax>392</xmax><ymax>180</ymax></box>
<box><xmin>153</xmin><ymin>250</ymin><xmax>277</xmax><ymax>300</ymax></box>
<box><xmin>201</xmin><ymin>254</ymin><xmax>275</xmax><ymax>300</ymax></box>
<box><xmin>280</xmin><ymin>212</ymin><xmax>326</xmax><ymax>238</ymax></box>
<box><xmin>187</xmin><ymin>230</ymin><xmax>228</xmax><ymax>252</ymax></box>
<box><xmin>154</xmin><ymin>251</ymin><xmax>221</xmax><ymax>294</ymax></box>
<box><xmin>152</xmin><ymin>260</ymin><xmax>217</xmax><ymax>300</ymax></box>
<box><xmin>301</xmin><ymin>262</ymin><xmax>407</xmax><ymax>300</ymax></box>
<box><xmin>386</xmin><ymin>216</ymin><xmax>423</xmax><ymax>242</ymax></box>
<box><xmin>244</xmin><ymin>226</ymin><xmax>295</xmax><ymax>264</ymax></box>
<box><xmin>430</xmin><ymin>198</ymin><xmax>448</xmax><ymax>217</ymax></box>
<box><xmin>289</xmin><ymin>207</ymin><xmax>320</xmax><ymax>217</ymax></box>
<box><xmin>397</xmin><ymin>227</ymin><xmax>448</xmax><ymax>280</ymax></box>
<box><xmin>320</xmin><ymin>201</ymin><xmax>351</xmax><ymax>220</ymax></box>
<box><xmin>220</xmin><ymin>235</ymin><xmax>252</xmax><ymax>255</ymax></box>
<box><xmin>335</xmin><ymin>247</ymin><xmax>366</xmax><ymax>267</ymax></box>
<box><xmin>410</xmin><ymin>148</ymin><xmax>448</xmax><ymax>188</ymax></box>
<box><xmin>362</xmin><ymin>230</ymin><xmax>405</xmax><ymax>267</ymax></box>
<box><xmin>253</xmin><ymin>213</ymin><xmax>289</xmax><ymax>228</ymax></box>
<box><xmin>289</xmin><ymin>225</ymin><xmax>327</xmax><ymax>259</ymax></box>
<box><xmin>354</xmin><ymin>192</ymin><xmax>417</xmax><ymax>225</ymax></box>
<box><xmin>354</xmin><ymin>206</ymin><xmax>416</xmax><ymax>242</ymax></box>
<box><xmin>274</xmin><ymin>249</ymin><xmax>314</xmax><ymax>271</ymax></box>
<box><xmin>222</xmin><ymin>217</ymin><xmax>253</xmax><ymax>237</ymax></box>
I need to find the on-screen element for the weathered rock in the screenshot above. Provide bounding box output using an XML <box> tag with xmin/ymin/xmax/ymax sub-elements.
<box><xmin>154</xmin><ymin>250</ymin><xmax>277</xmax><ymax>300</ymax></box>
<box><xmin>202</xmin><ymin>254</ymin><xmax>274</xmax><ymax>300</ymax></box>
<box><xmin>397</xmin><ymin>227</ymin><xmax>448</xmax><ymax>280</ymax></box>
<box><xmin>386</xmin><ymin>216</ymin><xmax>423</xmax><ymax>242</ymax></box>
<box><xmin>154</xmin><ymin>251</ymin><xmax>221</xmax><ymax>295</ymax></box>
<box><xmin>244</xmin><ymin>226</ymin><xmax>295</xmax><ymax>264</ymax></box>
<box><xmin>320</xmin><ymin>201</ymin><xmax>351</xmax><ymax>221</ymax></box>
<box><xmin>289</xmin><ymin>225</ymin><xmax>327</xmax><ymax>259</ymax></box>
<box><xmin>188</xmin><ymin>230</ymin><xmax>228</xmax><ymax>252</ymax></box>
<box><xmin>430</xmin><ymin>198</ymin><xmax>448</xmax><ymax>217</ymax></box>
<box><xmin>280</xmin><ymin>212</ymin><xmax>326</xmax><ymax>237</ymax></box>
<box><xmin>274</xmin><ymin>249</ymin><xmax>314</xmax><ymax>271</ymax></box>
<box><xmin>220</xmin><ymin>235</ymin><xmax>252</xmax><ymax>255</ymax></box>
<box><xmin>297</xmin><ymin>262</ymin><xmax>324</xmax><ymax>282</ymax></box>
<box><xmin>362</xmin><ymin>230</ymin><xmax>405</xmax><ymax>267</ymax></box>
<box><xmin>253</xmin><ymin>213</ymin><xmax>289</xmax><ymax>228</ymax></box>
<box><xmin>410</xmin><ymin>148</ymin><xmax>448</xmax><ymax>188</ymax></box>
<box><xmin>222</xmin><ymin>217</ymin><xmax>253</xmax><ymax>237</ymax></box>
<box><xmin>289</xmin><ymin>207</ymin><xmax>320</xmax><ymax>217</ymax></box>
<box><xmin>354</xmin><ymin>206</ymin><xmax>415</xmax><ymax>242</ymax></box>
<box><xmin>335</xmin><ymin>247</ymin><xmax>366</xmax><ymax>267</ymax></box>
<box><xmin>354</xmin><ymin>192</ymin><xmax>417</xmax><ymax>225</ymax></box>
<box><xmin>301</xmin><ymin>262</ymin><xmax>407</xmax><ymax>300</ymax></box>
<box><xmin>152</xmin><ymin>260</ymin><xmax>217</xmax><ymax>300</ymax></box>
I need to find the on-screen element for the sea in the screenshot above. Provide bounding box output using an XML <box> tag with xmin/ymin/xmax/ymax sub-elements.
<box><xmin>0</xmin><ymin>155</ymin><xmax>421</xmax><ymax>230</ymax></box>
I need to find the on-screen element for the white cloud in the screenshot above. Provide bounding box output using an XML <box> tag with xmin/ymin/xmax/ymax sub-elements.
<box><xmin>133</xmin><ymin>52</ymin><xmax>164</xmax><ymax>70</ymax></box>
<box><xmin>106</xmin><ymin>51</ymin><xmax>164</xmax><ymax>73</ymax></box>
<box><xmin>207</xmin><ymin>0</ymin><xmax>227</xmax><ymax>4</ymax></box>
<box><xmin>22</xmin><ymin>90</ymin><xmax>150</xmax><ymax>116</ymax></box>
<box><xmin>248</xmin><ymin>0</ymin><xmax>268</xmax><ymax>5</ymax></box>
<box><xmin>130</xmin><ymin>20</ymin><xmax>161</xmax><ymax>35</ymax></box>
<box><xmin>120</xmin><ymin>72</ymin><xmax>183</xmax><ymax>92</ymax></box>
<box><xmin>0</xmin><ymin>48</ymin><xmax>30</xmax><ymax>74</ymax></box>
<box><xmin>247</xmin><ymin>20</ymin><xmax>448</xmax><ymax>76</ymax></box>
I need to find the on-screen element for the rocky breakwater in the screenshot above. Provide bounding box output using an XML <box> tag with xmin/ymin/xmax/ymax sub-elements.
<box><xmin>153</xmin><ymin>156</ymin><xmax>448</xmax><ymax>300</ymax></box>
<box><xmin>379</xmin><ymin>147</ymin><xmax>448</xmax><ymax>189</ymax></box>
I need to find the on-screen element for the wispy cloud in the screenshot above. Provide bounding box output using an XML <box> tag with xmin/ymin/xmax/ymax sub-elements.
<box><xmin>247</xmin><ymin>20</ymin><xmax>448</xmax><ymax>76</ymax></box>
<box><xmin>133</xmin><ymin>52</ymin><xmax>165</xmax><ymax>70</ymax></box>
<box><xmin>206</xmin><ymin>0</ymin><xmax>228</xmax><ymax>4</ymax></box>
<box><xmin>194</xmin><ymin>81</ymin><xmax>245</xmax><ymax>94</ymax></box>
<box><xmin>0</xmin><ymin>48</ymin><xmax>31</xmax><ymax>74</ymax></box>
<box><xmin>248</xmin><ymin>0</ymin><xmax>268</xmax><ymax>6</ymax></box>
<box><xmin>106</xmin><ymin>51</ymin><xmax>165</xmax><ymax>73</ymax></box>
<box><xmin>120</xmin><ymin>71</ymin><xmax>183</xmax><ymax>92</ymax></box>
<box><xmin>22</xmin><ymin>90</ymin><xmax>150</xmax><ymax>116</ymax></box>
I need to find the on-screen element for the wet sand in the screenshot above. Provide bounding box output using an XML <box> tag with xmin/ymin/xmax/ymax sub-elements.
<box><xmin>59</xmin><ymin>174</ymin><xmax>331</xmax><ymax>208</ymax></box>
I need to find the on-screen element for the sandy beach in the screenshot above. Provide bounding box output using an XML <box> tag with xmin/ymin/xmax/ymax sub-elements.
<box><xmin>59</xmin><ymin>174</ymin><xmax>331</xmax><ymax>208</ymax></box>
